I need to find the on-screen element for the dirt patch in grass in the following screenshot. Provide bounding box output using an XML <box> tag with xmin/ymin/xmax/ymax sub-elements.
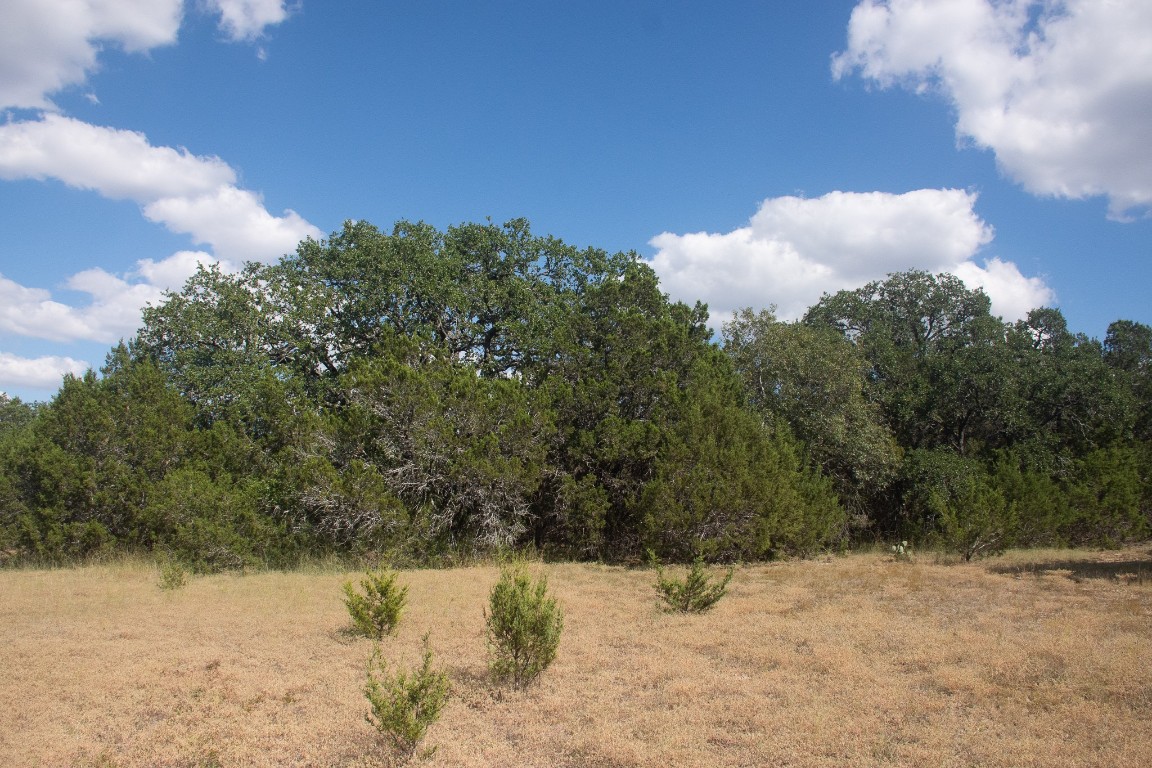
<box><xmin>2</xmin><ymin>549</ymin><xmax>1150</xmax><ymax>767</ymax></box>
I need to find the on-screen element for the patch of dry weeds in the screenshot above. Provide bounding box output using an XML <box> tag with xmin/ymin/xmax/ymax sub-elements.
<box><xmin>1</xmin><ymin>550</ymin><xmax>1150</xmax><ymax>766</ymax></box>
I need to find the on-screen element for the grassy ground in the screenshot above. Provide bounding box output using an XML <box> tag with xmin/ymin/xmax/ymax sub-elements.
<box><xmin>1</xmin><ymin>548</ymin><xmax>1150</xmax><ymax>767</ymax></box>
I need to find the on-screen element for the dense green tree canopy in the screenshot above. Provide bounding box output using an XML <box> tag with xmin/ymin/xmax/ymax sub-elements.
<box><xmin>1</xmin><ymin>219</ymin><xmax>847</xmax><ymax>566</ymax></box>
<box><xmin>722</xmin><ymin>308</ymin><xmax>899</xmax><ymax>516</ymax></box>
<box><xmin>2</xmin><ymin>229</ymin><xmax>1149</xmax><ymax>566</ymax></box>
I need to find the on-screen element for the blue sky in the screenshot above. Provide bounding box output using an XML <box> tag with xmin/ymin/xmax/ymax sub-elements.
<box><xmin>1</xmin><ymin>0</ymin><xmax>1150</xmax><ymax>401</ymax></box>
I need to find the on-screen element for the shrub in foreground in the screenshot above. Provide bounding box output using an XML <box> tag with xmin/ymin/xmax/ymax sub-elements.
<box><xmin>651</xmin><ymin>551</ymin><xmax>734</xmax><ymax>613</ymax></box>
<box><xmin>156</xmin><ymin>553</ymin><xmax>188</xmax><ymax>590</ymax></box>
<box><xmin>343</xmin><ymin>567</ymin><xmax>408</xmax><ymax>639</ymax></box>
<box><xmin>364</xmin><ymin>635</ymin><xmax>450</xmax><ymax>759</ymax></box>
<box><xmin>485</xmin><ymin>562</ymin><xmax>563</xmax><ymax>686</ymax></box>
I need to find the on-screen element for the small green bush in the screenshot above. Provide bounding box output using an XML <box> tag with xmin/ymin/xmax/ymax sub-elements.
<box><xmin>156</xmin><ymin>554</ymin><xmax>188</xmax><ymax>590</ymax></box>
<box><xmin>651</xmin><ymin>552</ymin><xmax>734</xmax><ymax>613</ymax></box>
<box><xmin>485</xmin><ymin>563</ymin><xmax>563</xmax><ymax>686</ymax></box>
<box><xmin>343</xmin><ymin>567</ymin><xmax>408</xmax><ymax>639</ymax></box>
<box><xmin>364</xmin><ymin>635</ymin><xmax>450</xmax><ymax>759</ymax></box>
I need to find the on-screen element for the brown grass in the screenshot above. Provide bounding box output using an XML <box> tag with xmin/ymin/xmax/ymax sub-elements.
<box><xmin>2</xmin><ymin>548</ymin><xmax>1151</xmax><ymax>767</ymax></box>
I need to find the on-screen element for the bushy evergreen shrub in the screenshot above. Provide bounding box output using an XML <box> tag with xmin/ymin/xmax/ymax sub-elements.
<box><xmin>364</xmin><ymin>635</ymin><xmax>450</xmax><ymax>759</ymax></box>
<box><xmin>650</xmin><ymin>551</ymin><xmax>734</xmax><ymax>612</ymax></box>
<box><xmin>1064</xmin><ymin>447</ymin><xmax>1147</xmax><ymax>546</ymax></box>
<box><xmin>901</xmin><ymin>449</ymin><xmax>1016</xmax><ymax>561</ymax></box>
<box><xmin>343</xmin><ymin>567</ymin><xmax>408</xmax><ymax>639</ymax></box>
<box><xmin>156</xmin><ymin>553</ymin><xmax>188</xmax><ymax>590</ymax></box>
<box><xmin>485</xmin><ymin>563</ymin><xmax>563</xmax><ymax>686</ymax></box>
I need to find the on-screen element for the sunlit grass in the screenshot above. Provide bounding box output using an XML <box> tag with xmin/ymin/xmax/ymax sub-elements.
<box><xmin>2</xmin><ymin>548</ymin><xmax>1150</xmax><ymax>767</ymax></box>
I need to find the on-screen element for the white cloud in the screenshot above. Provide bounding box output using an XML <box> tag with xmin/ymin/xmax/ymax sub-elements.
<box><xmin>144</xmin><ymin>186</ymin><xmax>319</xmax><ymax>262</ymax></box>
<box><xmin>953</xmin><ymin>257</ymin><xmax>1053</xmax><ymax>321</ymax></box>
<box><xmin>0</xmin><ymin>252</ymin><xmax>216</xmax><ymax>345</ymax></box>
<box><xmin>834</xmin><ymin>0</ymin><xmax>1152</xmax><ymax>220</ymax></box>
<box><xmin>135</xmin><ymin>250</ymin><xmax>232</xmax><ymax>289</ymax></box>
<box><xmin>0</xmin><ymin>0</ymin><xmax>183</xmax><ymax>110</ymax></box>
<box><xmin>0</xmin><ymin>352</ymin><xmax>89</xmax><ymax>391</ymax></box>
<box><xmin>208</xmin><ymin>0</ymin><xmax>291</xmax><ymax>42</ymax></box>
<box><xmin>0</xmin><ymin>274</ymin><xmax>93</xmax><ymax>343</ymax></box>
<box><xmin>0</xmin><ymin>0</ymin><xmax>300</xmax><ymax>394</ymax></box>
<box><xmin>0</xmin><ymin>1</ymin><xmax>296</xmax><ymax>110</ymax></box>
<box><xmin>647</xmin><ymin>189</ymin><xmax>1053</xmax><ymax>325</ymax></box>
<box><xmin>748</xmin><ymin>189</ymin><xmax>992</xmax><ymax>281</ymax></box>
<box><xmin>0</xmin><ymin>115</ymin><xmax>322</xmax><ymax>262</ymax></box>
<box><xmin>0</xmin><ymin>114</ymin><xmax>235</xmax><ymax>199</ymax></box>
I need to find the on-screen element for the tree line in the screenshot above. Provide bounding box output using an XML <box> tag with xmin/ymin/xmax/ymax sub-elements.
<box><xmin>1</xmin><ymin>219</ymin><xmax>1148</xmax><ymax>567</ymax></box>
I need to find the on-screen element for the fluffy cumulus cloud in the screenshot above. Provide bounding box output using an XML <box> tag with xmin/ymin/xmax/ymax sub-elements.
<box><xmin>0</xmin><ymin>114</ymin><xmax>234</xmax><ymax>199</ymax></box>
<box><xmin>0</xmin><ymin>4</ymin><xmax>317</xmax><ymax>265</ymax></box>
<box><xmin>834</xmin><ymin>0</ymin><xmax>1152</xmax><ymax>220</ymax></box>
<box><xmin>209</xmin><ymin>0</ymin><xmax>292</xmax><ymax>42</ymax></box>
<box><xmin>0</xmin><ymin>274</ymin><xmax>92</xmax><ymax>343</ymax></box>
<box><xmin>0</xmin><ymin>352</ymin><xmax>88</xmax><ymax>392</ymax></box>
<box><xmin>0</xmin><ymin>1</ymin><xmax>301</xmax><ymax>395</ymax></box>
<box><xmin>143</xmin><ymin>186</ymin><xmax>319</xmax><ymax>262</ymax></box>
<box><xmin>0</xmin><ymin>251</ymin><xmax>219</xmax><ymax>345</ymax></box>
<box><xmin>0</xmin><ymin>115</ymin><xmax>320</xmax><ymax>263</ymax></box>
<box><xmin>0</xmin><ymin>1</ymin><xmax>293</xmax><ymax>110</ymax></box>
<box><xmin>0</xmin><ymin>0</ymin><xmax>183</xmax><ymax>110</ymax></box>
<box><xmin>647</xmin><ymin>189</ymin><xmax>1054</xmax><ymax>325</ymax></box>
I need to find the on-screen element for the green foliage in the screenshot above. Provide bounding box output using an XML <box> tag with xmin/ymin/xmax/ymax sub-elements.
<box><xmin>1009</xmin><ymin>310</ymin><xmax>1135</xmax><ymax>456</ymax></box>
<box><xmin>1064</xmin><ymin>447</ymin><xmax>1147</xmax><ymax>546</ymax></box>
<box><xmin>901</xmin><ymin>449</ymin><xmax>1015</xmax><ymax>561</ymax></box>
<box><xmin>0</xmin><ymin>394</ymin><xmax>37</xmax><ymax>439</ymax></box>
<box><xmin>989</xmin><ymin>449</ymin><xmax>1073</xmax><ymax>547</ymax></box>
<box><xmin>1105</xmin><ymin>320</ymin><xmax>1152</xmax><ymax>441</ymax></box>
<box><xmin>637</xmin><ymin>349</ymin><xmax>846</xmax><ymax>562</ymax></box>
<box><xmin>650</xmin><ymin>551</ymin><xmax>734</xmax><ymax>612</ymax></box>
<box><xmin>143</xmin><ymin>468</ymin><xmax>283</xmax><ymax>572</ymax></box>
<box><xmin>156</xmin><ymin>553</ymin><xmax>189</xmax><ymax>590</ymax></box>
<box><xmin>290</xmin><ymin>454</ymin><xmax>410</xmax><ymax>552</ymax></box>
<box><xmin>6</xmin><ymin>226</ymin><xmax>1151</xmax><ymax>567</ymax></box>
<box><xmin>485</xmin><ymin>563</ymin><xmax>563</xmax><ymax>686</ymax></box>
<box><xmin>364</xmin><ymin>635</ymin><xmax>450</xmax><ymax>759</ymax></box>
<box><xmin>723</xmin><ymin>308</ymin><xmax>900</xmax><ymax>514</ymax></box>
<box><xmin>336</xmin><ymin>355</ymin><xmax>552</xmax><ymax>553</ymax></box>
<box><xmin>343</xmin><ymin>567</ymin><xmax>408</xmax><ymax>639</ymax></box>
<box><xmin>805</xmin><ymin>270</ymin><xmax>1006</xmax><ymax>455</ymax></box>
<box><xmin>935</xmin><ymin>476</ymin><xmax>1012</xmax><ymax>563</ymax></box>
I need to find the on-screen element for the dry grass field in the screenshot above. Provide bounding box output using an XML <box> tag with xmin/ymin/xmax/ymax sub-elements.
<box><xmin>2</xmin><ymin>548</ymin><xmax>1150</xmax><ymax>767</ymax></box>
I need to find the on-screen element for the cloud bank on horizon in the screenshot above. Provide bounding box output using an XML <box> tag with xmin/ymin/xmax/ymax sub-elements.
<box><xmin>0</xmin><ymin>0</ymin><xmax>1148</xmax><ymax>395</ymax></box>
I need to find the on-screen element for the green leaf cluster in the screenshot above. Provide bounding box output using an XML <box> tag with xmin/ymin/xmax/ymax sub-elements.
<box><xmin>115</xmin><ymin>218</ymin><xmax>843</xmax><ymax>565</ymax></box>
<box><xmin>790</xmin><ymin>271</ymin><xmax>1152</xmax><ymax>556</ymax></box>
